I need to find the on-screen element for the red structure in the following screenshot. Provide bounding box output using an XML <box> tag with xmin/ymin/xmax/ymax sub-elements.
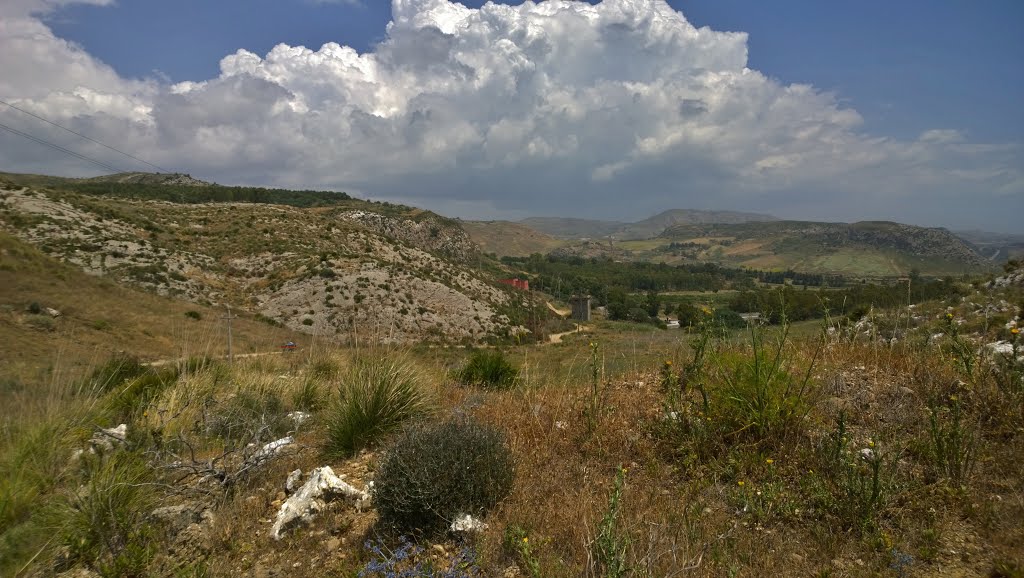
<box><xmin>499</xmin><ymin>278</ymin><xmax>530</xmax><ymax>291</ymax></box>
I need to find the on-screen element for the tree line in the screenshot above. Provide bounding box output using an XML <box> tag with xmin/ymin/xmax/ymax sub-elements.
<box><xmin>64</xmin><ymin>182</ymin><xmax>351</xmax><ymax>208</ymax></box>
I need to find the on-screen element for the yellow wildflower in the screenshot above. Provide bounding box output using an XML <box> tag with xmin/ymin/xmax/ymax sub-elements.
<box><xmin>737</xmin><ymin>480</ymin><xmax>745</xmax><ymax>486</ymax></box>
<box><xmin>868</xmin><ymin>440</ymin><xmax>875</xmax><ymax>448</ymax></box>
<box><xmin>1012</xmin><ymin>328</ymin><xmax>1020</xmax><ymax>335</ymax></box>
<box><xmin>523</xmin><ymin>537</ymin><xmax>528</xmax><ymax>544</ymax></box>
<box><xmin>765</xmin><ymin>458</ymin><xmax>774</xmax><ymax>465</ymax></box>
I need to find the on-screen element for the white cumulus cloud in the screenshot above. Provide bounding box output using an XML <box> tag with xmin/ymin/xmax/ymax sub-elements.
<box><xmin>1</xmin><ymin>0</ymin><xmax>1021</xmax><ymax>230</ymax></box>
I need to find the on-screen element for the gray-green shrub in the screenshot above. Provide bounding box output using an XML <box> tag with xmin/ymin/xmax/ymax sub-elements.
<box><xmin>373</xmin><ymin>417</ymin><xmax>514</xmax><ymax>534</ymax></box>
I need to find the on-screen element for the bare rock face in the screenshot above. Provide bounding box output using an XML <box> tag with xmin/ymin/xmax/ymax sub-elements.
<box><xmin>270</xmin><ymin>466</ymin><xmax>371</xmax><ymax>540</ymax></box>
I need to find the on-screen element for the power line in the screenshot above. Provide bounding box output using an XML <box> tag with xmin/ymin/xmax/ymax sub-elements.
<box><xmin>0</xmin><ymin>98</ymin><xmax>172</xmax><ymax>173</ymax></box>
<box><xmin>0</xmin><ymin>121</ymin><xmax>123</xmax><ymax>174</ymax></box>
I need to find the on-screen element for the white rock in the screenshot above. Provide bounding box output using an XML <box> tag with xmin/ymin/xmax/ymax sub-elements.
<box><xmin>91</xmin><ymin>423</ymin><xmax>127</xmax><ymax>452</ymax></box>
<box><xmin>859</xmin><ymin>448</ymin><xmax>876</xmax><ymax>461</ymax></box>
<box><xmin>287</xmin><ymin>411</ymin><xmax>311</xmax><ymax>425</ymax></box>
<box><xmin>248</xmin><ymin>436</ymin><xmax>293</xmax><ymax>466</ymax></box>
<box><xmin>988</xmin><ymin>341</ymin><xmax>1015</xmax><ymax>356</ymax></box>
<box><xmin>285</xmin><ymin>469</ymin><xmax>303</xmax><ymax>495</ymax></box>
<box><xmin>45</xmin><ymin>307</ymin><xmax>61</xmax><ymax>317</ymax></box>
<box><xmin>450</xmin><ymin>513</ymin><xmax>488</xmax><ymax>533</ymax></box>
<box><xmin>270</xmin><ymin>466</ymin><xmax>371</xmax><ymax>540</ymax></box>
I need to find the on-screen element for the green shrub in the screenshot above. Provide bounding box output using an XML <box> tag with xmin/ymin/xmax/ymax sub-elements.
<box><xmin>184</xmin><ymin>310</ymin><xmax>202</xmax><ymax>320</ymax></box>
<box><xmin>457</xmin><ymin>350</ymin><xmax>518</xmax><ymax>390</ymax></box>
<box><xmin>714</xmin><ymin>324</ymin><xmax>818</xmax><ymax>444</ymax></box>
<box><xmin>594</xmin><ymin>467</ymin><xmax>629</xmax><ymax>578</ymax></box>
<box><xmin>373</xmin><ymin>418</ymin><xmax>514</xmax><ymax>534</ymax></box>
<box><xmin>323</xmin><ymin>355</ymin><xmax>431</xmax><ymax>458</ymax></box>
<box><xmin>25</xmin><ymin>314</ymin><xmax>55</xmax><ymax>332</ymax></box>
<box><xmin>927</xmin><ymin>390</ymin><xmax>977</xmax><ymax>488</ymax></box>
<box><xmin>817</xmin><ymin>412</ymin><xmax>887</xmax><ymax>532</ymax></box>
<box><xmin>55</xmin><ymin>451</ymin><xmax>157</xmax><ymax>577</ymax></box>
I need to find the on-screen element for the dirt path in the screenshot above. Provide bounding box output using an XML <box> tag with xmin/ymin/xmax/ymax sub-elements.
<box><xmin>546</xmin><ymin>301</ymin><xmax>570</xmax><ymax>317</ymax></box>
<box><xmin>548</xmin><ymin>325</ymin><xmax>589</xmax><ymax>344</ymax></box>
<box><xmin>145</xmin><ymin>350</ymin><xmax>283</xmax><ymax>367</ymax></box>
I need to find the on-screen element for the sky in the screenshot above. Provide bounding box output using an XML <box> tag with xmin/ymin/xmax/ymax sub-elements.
<box><xmin>1</xmin><ymin>0</ymin><xmax>1022</xmax><ymax>232</ymax></box>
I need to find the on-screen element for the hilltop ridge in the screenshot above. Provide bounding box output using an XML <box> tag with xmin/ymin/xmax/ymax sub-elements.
<box><xmin>0</xmin><ymin>174</ymin><xmax>529</xmax><ymax>344</ymax></box>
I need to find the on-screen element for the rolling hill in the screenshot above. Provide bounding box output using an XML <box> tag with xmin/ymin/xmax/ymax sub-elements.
<box><xmin>0</xmin><ymin>172</ymin><xmax>530</xmax><ymax>346</ymax></box>
<box><xmin>546</xmin><ymin>220</ymin><xmax>992</xmax><ymax>277</ymax></box>
<box><xmin>519</xmin><ymin>208</ymin><xmax>778</xmax><ymax>240</ymax></box>
<box><xmin>460</xmin><ymin>220</ymin><xmax>566</xmax><ymax>257</ymax></box>
<box><xmin>0</xmin><ymin>230</ymin><xmax>302</xmax><ymax>386</ymax></box>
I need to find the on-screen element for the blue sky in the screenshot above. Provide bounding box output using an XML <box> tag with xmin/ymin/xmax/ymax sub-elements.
<box><xmin>2</xmin><ymin>0</ymin><xmax>1022</xmax><ymax>231</ymax></box>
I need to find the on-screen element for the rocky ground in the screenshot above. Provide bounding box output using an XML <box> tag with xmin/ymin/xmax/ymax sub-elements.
<box><xmin>0</xmin><ymin>182</ymin><xmax>527</xmax><ymax>343</ymax></box>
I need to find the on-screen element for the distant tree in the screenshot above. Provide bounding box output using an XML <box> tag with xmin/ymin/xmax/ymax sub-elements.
<box><xmin>676</xmin><ymin>302</ymin><xmax>700</xmax><ymax>328</ymax></box>
<box><xmin>644</xmin><ymin>290</ymin><xmax>660</xmax><ymax>317</ymax></box>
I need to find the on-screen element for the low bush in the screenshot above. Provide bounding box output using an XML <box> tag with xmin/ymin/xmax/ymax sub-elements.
<box><xmin>373</xmin><ymin>417</ymin><xmax>514</xmax><ymax>534</ymax></box>
<box><xmin>323</xmin><ymin>354</ymin><xmax>431</xmax><ymax>458</ymax></box>
<box><xmin>457</xmin><ymin>350</ymin><xmax>518</xmax><ymax>390</ymax></box>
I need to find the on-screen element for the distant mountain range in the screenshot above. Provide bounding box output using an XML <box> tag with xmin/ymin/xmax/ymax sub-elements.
<box><xmin>520</xmin><ymin>209</ymin><xmax>778</xmax><ymax>240</ymax></box>
<box><xmin>954</xmin><ymin>230</ymin><xmax>1024</xmax><ymax>262</ymax></box>
<box><xmin>468</xmin><ymin>210</ymin><xmax>997</xmax><ymax>277</ymax></box>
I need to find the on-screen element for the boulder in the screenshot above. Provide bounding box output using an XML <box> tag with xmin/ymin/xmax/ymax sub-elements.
<box><xmin>450</xmin><ymin>513</ymin><xmax>488</xmax><ymax>533</ymax></box>
<box><xmin>270</xmin><ymin>466</ymin><xmax>370</xmax><ymax>540</ymax></box>
<box><xmin>243</xmin><ymin>436</ymin><xmax>293</xmax><ymax>470</ymax></box>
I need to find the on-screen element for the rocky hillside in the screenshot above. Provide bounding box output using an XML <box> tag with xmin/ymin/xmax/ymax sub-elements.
<box><xmin>0</xmin><ymin>174</ymin><xmax>527</xmax><ymax>343</ymax></box>
<box><xmin>84</xmin><ymin>172</ymin><xmax>213</xmax><ymax>186</ymax></box>
<box><xmin>661</xmin><ymin>220</ymin><xmax>989</xmax><ymax>268</ymax></box>
<box><xmin>544</xmin><ymin>220</ymin><xmax>992</xmax><ymax>277</ymax></box>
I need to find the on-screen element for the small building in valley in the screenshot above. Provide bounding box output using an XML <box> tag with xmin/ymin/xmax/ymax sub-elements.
<box><xmin>499</xmin><ymin>278</ymin><xmax>530</xmax><ymax>291</ymax></box>
<box><xmin>570</xmin><ymin>295</ymin><xmax>592</xmax><ymax>322</ymax></box>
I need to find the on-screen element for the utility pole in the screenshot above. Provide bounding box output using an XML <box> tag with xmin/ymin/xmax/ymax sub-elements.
<box><xmin>222</xmin><ymin>306</ymin><xmax>236</xmax><ymax>365</ymax></box>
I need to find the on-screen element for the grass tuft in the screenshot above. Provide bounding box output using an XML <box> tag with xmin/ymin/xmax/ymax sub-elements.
<box><xmin>323</xmin><ymin>353</ymin><xmax>432</xmax><ymax>458</ymax></box>
<box><xmin>457</xmin><ymin>349</ymin><xmax>519</xmax><ymax>390</ymax></box>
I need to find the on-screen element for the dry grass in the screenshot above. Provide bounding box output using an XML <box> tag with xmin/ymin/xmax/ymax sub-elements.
<box><xmin>2</xmin><ymin>292</ymin><xmax>1023</xmax><ymax>577</ymax></box>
